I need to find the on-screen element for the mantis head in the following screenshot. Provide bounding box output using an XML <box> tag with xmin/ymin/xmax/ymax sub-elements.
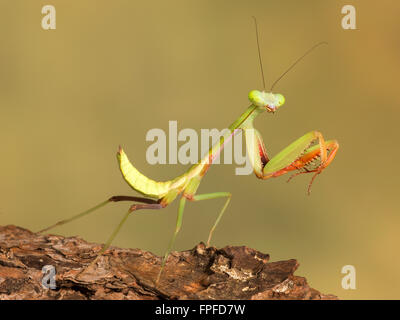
<box><xmin>248</xmin><ymin>90</ymin><xmax>285</xmax><ymax>113</ymax></box>
<box><xmin>249</xmin><ymin>19</ymin><xmax>325</xmax><ymax>115</ymax></box>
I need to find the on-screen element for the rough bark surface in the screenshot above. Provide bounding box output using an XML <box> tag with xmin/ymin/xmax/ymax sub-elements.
<box><xmin>0</xmin><ymin>225</ymin><xmax>337</xmax><ymax>300</ymax></box>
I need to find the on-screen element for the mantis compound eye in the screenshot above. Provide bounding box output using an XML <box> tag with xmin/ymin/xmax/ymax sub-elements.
<box><xmin>248</xmin><ymin>90</ymin><xmax>266</xmax><ymax>108</ymax></box>
<box><xmin>274</xmin><ymin>94</ymin><xmax>285</xmax><ymax>107</ymax></box>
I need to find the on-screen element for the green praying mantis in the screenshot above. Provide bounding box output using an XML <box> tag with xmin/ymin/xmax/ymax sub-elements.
<box><xmin>39</xmin><ymin>19</ymin><xmax>339</xmax><ymax>284</ymax></box>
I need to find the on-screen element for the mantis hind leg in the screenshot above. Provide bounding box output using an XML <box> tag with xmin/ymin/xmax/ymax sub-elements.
<box><xmin>82</xmin><ymin>202</ymin><xmax>164</xmax><ymax>276</ymax></box>
<box><xmin>38</xmin><ymin>195</ymin><xmax>159</xmax><ymax>234</ymax></box>
<box><xmin>100</xmin><ymin>202</ymin><xmax>164</xmax><ymax>256</ymax></box>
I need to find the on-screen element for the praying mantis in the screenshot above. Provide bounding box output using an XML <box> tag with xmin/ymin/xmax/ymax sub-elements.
<box><xmin>39</xmin><ymin>20</ymin><xmax>339</xmax><ymax>285</ymax></box>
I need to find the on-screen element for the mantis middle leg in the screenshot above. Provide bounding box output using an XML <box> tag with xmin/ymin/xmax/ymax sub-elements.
<box><xmin>157</xmin><ymin>196</ymin><xmax>186</xmax><ymax>284</ymax></box>
<box><xmin>156</xmin><ymin>192</ymin><xmax>231</xmax><ymax>284</ymax></box>
<box><xmin>190</xmin><ymin>192</ymin><xmax>232</xmax><ymax>247</ymax></box>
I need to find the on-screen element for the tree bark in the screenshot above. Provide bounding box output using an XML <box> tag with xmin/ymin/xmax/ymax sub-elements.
<box><xmin>0</xmin><ymin>225</ymin><xmax>337</xmax><ymax>300</ymax></box>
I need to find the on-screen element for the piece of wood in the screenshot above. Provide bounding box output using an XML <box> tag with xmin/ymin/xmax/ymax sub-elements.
<box><xmin>0</xmin><ymin>225</ymin><xmax>337</xmax><ymax>300</ymax></box>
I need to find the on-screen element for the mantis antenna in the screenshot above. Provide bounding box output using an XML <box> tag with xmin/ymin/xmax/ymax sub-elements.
<box><xmin>252</xmin><ymin>16</ymin><xmax>266</xmax><ymax>91</ymax></box>
<box><xmin>270</xmin><ymin>41</ymin><xmax>328</xmax><ymax>91</ymax></box>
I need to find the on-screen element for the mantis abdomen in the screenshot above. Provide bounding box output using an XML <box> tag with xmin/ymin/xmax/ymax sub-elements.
<box><xmin>117</xmin><ymin>147</ymin><xmax>174</xmax><ymax>199</ymax></box>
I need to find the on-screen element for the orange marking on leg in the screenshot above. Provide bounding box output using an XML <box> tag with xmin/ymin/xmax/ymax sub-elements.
<box><xmin>271</xmin><ymin>140</ymin><xmax>339</xmax><ymax>193</ymax></box>
<box><xmin>183</xmin><ymin>193</ymin><xmax>195</xmax><ymax>201</ymax></box>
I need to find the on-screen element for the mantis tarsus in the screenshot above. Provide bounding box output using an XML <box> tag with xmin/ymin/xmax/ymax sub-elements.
<box><xmin>39</xmin><ymin>21</ymin><xmax>339</xmax><ymax>285</ymax></box>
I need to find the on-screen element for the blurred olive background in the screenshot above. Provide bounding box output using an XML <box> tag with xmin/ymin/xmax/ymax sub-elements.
<box><xmin>1</xmin><ymin>0</ymin><xmax>398</xmax><ymax>299</ymax></box>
